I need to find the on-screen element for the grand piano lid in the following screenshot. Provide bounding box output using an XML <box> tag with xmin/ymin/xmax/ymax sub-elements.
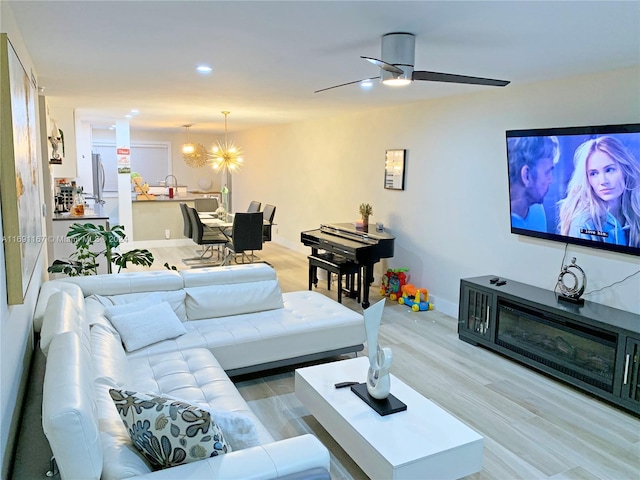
<box><xmin>320</xmin><ymin>223</ymin><xmax>394</xmax><ymax>244</ymax></box>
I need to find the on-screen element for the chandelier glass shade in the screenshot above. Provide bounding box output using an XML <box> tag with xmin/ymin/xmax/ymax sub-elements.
<box><xmin>209</xmin><ymin>111</ymin><xmax>243</xmax><ymax>173</ymax></box>
<box><xmin>181</xmin><ymin>124</ymin><xmax>208</xmax><ymax>168</ymax></box>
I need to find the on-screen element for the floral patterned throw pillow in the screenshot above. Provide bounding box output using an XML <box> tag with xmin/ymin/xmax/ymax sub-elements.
<box><xmin>109</xmin><ymin>389</ymin><xmax>230</xmax><ymax>469</ymax></box>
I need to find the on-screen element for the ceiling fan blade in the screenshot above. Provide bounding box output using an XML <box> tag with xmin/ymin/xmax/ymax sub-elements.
<box><xmin>360</xmin><ymin>56</ymin><xmax>404</xmax><ymax>75</ymax></box>
<box><xmin>413</xmin><ymin>70</ymin><xmax>510</xmax><ymax>87</ymax></box>
<box><xmin>314</xmin><ymin>77</ymin><xmax>380</xmax><ymax>94</ymax></box>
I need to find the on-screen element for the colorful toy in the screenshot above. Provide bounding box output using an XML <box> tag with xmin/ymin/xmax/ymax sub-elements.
<box><xmin>380</xmin><ymin>268</ymin><xmax>408</xmax><ymax>299</ymax></box>
<box><xmin>398</xmin><ymin>284</ymin><xmax>434</xmax><ymax>312</ymax></box>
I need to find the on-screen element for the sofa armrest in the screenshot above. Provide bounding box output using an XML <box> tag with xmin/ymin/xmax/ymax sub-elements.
<box><xmin>34</xmin><ymin>280</ymin><xmax>84</xmax><ymax>333</ymax></box>
<box><xmin>133</xmin><ymin>434</ymin><xmax>329</xmax><ymax>479</ymax></box>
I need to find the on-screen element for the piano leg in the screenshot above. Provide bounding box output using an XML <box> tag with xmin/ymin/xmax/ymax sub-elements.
<box><xmin>362</xmin><ymin>263</ymin><xmax>375</xmax><ymax>309</ymax></box>
<box><xmin>309</xmin><ymin>248</ymin><xmax>319</xmax><ymax>288</ymax></box>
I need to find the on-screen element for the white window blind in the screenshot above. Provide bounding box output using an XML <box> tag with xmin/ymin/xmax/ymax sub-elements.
<box><xmin>92</xmin><ymin>143</ymin><xmax>170</xmax><ymax>192</ymax></box>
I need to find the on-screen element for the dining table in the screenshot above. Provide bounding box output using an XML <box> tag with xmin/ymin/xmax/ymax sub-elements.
<box><xmin>198</xmin><ymin>211</ymin><xmax>275</xmax><ymax>231</ymax></box>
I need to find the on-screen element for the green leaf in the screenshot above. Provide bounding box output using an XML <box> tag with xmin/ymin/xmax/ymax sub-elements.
<box><xmin>112</xmin><ymin>249</ymin><xmax>154</xmax><ymax>273</ymax></box>
<box><xmin>49</xmin><ymin>223</ymin><xmax>153</xmax><ymax>276</ymax></box>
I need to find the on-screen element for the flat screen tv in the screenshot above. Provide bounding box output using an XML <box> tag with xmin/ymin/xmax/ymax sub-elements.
<box><xmin>506</xmin><ymin>123</ymin><xmax>640</xmax><ymax>256</ymax></box>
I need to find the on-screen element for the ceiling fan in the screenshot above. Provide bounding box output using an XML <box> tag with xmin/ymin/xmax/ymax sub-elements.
<box><xmin>315</xmin><ymin>32</ymin><xmax>510</xmax><ymax>93</ymax></box>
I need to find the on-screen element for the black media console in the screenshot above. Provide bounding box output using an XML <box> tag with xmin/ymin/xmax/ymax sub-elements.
<box><xmin>458</xmin><ymin>275</ymin><xmax>640</xmax><ymax>415</ymax></box>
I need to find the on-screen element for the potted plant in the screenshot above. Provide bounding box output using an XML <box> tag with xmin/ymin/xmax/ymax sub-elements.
<box><xmin>48</xmin><ymin>223</ymin><xmax>154</xmax><ymax>276</ymax></box>
<box><xmin>359</xmin><ymin>203</ymin><xmax>373</xmax><ymax>228</ymax></box>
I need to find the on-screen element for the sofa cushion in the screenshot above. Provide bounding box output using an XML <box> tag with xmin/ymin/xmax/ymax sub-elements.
<box><xmin>91</xmin><ymin>322</ymin><xmax>131</xmax><ymax>387</ymax></box>
<box><xmin>179</xmin><ymin>263</ymin><xmax>278</xmax><ymax>287</ymax></box>
<box><xmin>185</xmin><ymin>281</ymin><xmax>283</xmax><ymax>320</ymax></box>
<box><xmin>108</xmin><ymin>302</ymin><xmax>187</xmax><ymax>352</ymax></box>
<box><xmin>61</xmin><ymin>270</ymin><xmax>184</xmax><ymax>296</ymax></box>
<box><xmin>40</xmin><ymin>290</ymin><xmax>89</xmax><ymax>356</ymax></box>
<box><xmin>108</xmin><ymin>389</ymin><xmax>230</xmax><ymax>469</ymax></box>
<box><xmin>90</xmin><ymin>289</ymin><xmax>187</xmax><ymax>321</ymax></box>
<box><xmin>182</xmin><ymin>264</ymin><xmax>283</xmax><ymax>320</ymax></box>
<box><xmin>124</xmin><ymin>348</ymin><xmax>275</xmax><ymax>445</ymax></box>
<box><xmin>103</xmin><ymin>293</ymin><xmax>163</xmax><ymax>320</ymax></box>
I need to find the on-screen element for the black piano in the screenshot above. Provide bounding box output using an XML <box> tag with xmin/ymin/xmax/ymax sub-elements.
<box><xmin>301</xmin><ymin>223</ymin><xmax>395</xmax><ymax>308</ymax></box>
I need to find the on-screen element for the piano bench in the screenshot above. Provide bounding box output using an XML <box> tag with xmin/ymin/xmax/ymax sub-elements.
<box><xmin>308</xmin><ymin>253</ymin><xmax>361</xmax><ymax>304</ymax></box>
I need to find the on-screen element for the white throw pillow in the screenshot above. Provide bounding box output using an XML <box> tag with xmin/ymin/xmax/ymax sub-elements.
<box><xmin>103</xmin><ymin>293</ymin><xmax>163</xmax><ymax>320</ymax></box>
<box><xmin>207</xmin><ymin>409</ymin><xmax>261</xmax><ymax>451</ymax></box>
<box><xmin>98</xmin><ymin>291</ymin><xmax>187</xmax><ymax>322</ymax></box>
<box><xmin>108</xmin><ymin>302</ymin><xmax>186</xmax><ymax>352</ymax></box>
<box><xmin>109</xmin><ymin>389</ymin><xmax>230</xmax><ymax>469</ymax></box>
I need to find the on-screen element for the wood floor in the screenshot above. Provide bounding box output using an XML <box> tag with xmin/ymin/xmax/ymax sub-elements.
<box><xmin>132</xmin><ymin>242</ymin><xmax>640</xmax><ymax>480</ymax></box>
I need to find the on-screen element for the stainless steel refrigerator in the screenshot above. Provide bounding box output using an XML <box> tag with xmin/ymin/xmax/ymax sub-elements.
<box><xmin>91</xmin><ymin>153</ymin><xmax>105</xmax><ymax>204</ymax></box>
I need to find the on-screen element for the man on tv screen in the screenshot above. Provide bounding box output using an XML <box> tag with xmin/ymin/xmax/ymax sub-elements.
<box><xmin>507</xmin><ymin>136</ymin><xmax>559</xmax><ymax>232</ymax></box>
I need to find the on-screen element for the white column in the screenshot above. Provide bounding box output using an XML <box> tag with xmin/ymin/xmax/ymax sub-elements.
<box><xmin>116</xmin><ymin>120</ymin><xmax>133</xmax><ymax>245</ymax></box>
<box><xmin>226</xmin><ymin>170</ymin><xmax>233</xmax><ymax>213</ymax></box>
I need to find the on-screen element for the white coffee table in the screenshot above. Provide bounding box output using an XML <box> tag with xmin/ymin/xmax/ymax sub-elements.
<box><xmin>295</xmin><ymin>357</ymin><xmax>483</xmax><ymax>480</ymax></box>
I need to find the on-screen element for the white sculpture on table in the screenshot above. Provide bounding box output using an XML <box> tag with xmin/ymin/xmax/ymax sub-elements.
<box><xmin>364</xmin><ymin>298</ymin><xmax>393</xmax><ymax>399</ymax></box>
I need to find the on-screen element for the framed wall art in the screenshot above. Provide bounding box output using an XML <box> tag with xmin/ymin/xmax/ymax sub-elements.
<box><xmin>1</xmin><ymin>34</ymin><xmax>44</xmax><ymax>305</ymax></box>
<box><xmin>384</xmin><ymin>149</ymin><xmax>406</xmax><ymax>190</ymax></box>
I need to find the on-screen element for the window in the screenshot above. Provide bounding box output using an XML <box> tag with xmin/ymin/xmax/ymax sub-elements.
<box><xmin>92</xmin><ymin>142</ymin><xmax>170</xmax><ymax>192</ymax></box>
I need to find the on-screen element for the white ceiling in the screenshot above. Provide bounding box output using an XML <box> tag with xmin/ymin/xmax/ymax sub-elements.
<box><xmin>6</xmin><ymin>1</ymin><xmax>640</xmax><ymax>135</ymax></box>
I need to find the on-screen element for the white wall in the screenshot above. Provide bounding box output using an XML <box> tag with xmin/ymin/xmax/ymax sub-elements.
<box><xmin>233</xmin><ymin>67</ymin><xmax>640</xmax><ymax>316</ymax></box>
<box><xmin>0</xmin><ymin>3</ymin><xmax>48</xmax><ymax>477</ymax></box>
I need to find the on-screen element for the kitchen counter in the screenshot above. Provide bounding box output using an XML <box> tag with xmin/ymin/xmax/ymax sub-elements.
<box><xmin>53</xmin><ymin>203</ymin><xmax>109</xmax><ymax>220</ymax></box>
<box><xmin>132</xmin><ymin>192</ymin><xmax>221</xmax><ymax>202</ymax></box>
<box><xmin>133</xmin><ymin>195</ymin><xmax>204</xmax><ymax>202</ymax></box>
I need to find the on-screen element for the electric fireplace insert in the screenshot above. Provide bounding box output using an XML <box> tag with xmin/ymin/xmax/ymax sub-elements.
<box><xmin>496</xmin><ymin>301</ymin><xmax>616</xmax><ymax>392</ymax></box>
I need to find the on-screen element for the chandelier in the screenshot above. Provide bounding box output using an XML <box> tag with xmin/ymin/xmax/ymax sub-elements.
<box><xmin>209</xmin><ymin>111</ymin><xmax>243</xmax><ymax>173</ymax></box>
<box><xmin>181</xmin><ymin>124</ymin><xmax>208</xmax><ymax>168</ymax></box>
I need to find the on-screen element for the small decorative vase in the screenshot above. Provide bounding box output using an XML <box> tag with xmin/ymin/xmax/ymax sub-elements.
<box><xmin>362</xmin><ymin>216</ymin><xmax>369</xmax><ymax>229</ymax></box>
<box><xmin>363</xmin><ymin>298</ymin><xmax>392</xmax><ymax>399</ymax></box>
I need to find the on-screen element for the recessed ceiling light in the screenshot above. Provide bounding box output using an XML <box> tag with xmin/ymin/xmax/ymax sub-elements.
<box><xmin>125</xmin><ymin>114</ymin><xmax>132</xmax><ymax>119</ymax></box>
<box><xmin>130</xmin><ymin>109</ymin><xmax>139</xmax><ymax>115</ymax></box>
<box><xmin>360</xmin><ymin>79</ymin><xmax>374</xmax><ymax>88</ymax></box>
<box><xmin>196</xmin><ymin>65</ymin><xmax>213</xmax><ymax>74</ymax></box>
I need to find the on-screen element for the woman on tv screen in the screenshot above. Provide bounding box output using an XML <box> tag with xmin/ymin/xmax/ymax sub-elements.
<box><xmin>558</xmin><ymin>136</ymin><xmax>640</xmax><ymax>248</ymax></box>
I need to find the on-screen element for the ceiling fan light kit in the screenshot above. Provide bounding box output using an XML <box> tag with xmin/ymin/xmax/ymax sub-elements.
<box><xmin>379</xmin><ymin>32</ymin><xmax>414</xmax><ymax>85</ymax></box>
<box><xmin>316</xmin><ymin>32</ymin><xmax>510</xmax><ymax>93</ymax></box>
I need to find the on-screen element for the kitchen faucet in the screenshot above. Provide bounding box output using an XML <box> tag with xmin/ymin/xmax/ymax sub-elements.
<box><xmin>164</xmin><ymin>175</ymin><xmax>178</xmax><ymax>188</ymax></box>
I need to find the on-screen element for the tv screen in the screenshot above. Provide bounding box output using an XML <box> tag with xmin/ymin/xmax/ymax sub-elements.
<box><xmin>506</xmin><ymin>123</ymin><xmax>640</xmax><ymax>256</ymax></box>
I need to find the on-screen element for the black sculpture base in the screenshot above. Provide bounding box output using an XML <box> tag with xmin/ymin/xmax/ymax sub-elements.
<box><xmin>556</xmin><ymin>293</ymin><xmax>585</xmax><ymax>306</ymax></box>
<box><xmin>350</xmin><ymin>383</ymin><xmax>407</xmax><ymax>416</ymax></box>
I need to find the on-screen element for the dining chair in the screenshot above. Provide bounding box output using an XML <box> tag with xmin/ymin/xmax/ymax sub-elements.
<box><xmin>223</xmin><ymin>212</ymin><xmax>263</xmax><ymax>265</ymax></box>
<box><xmin>247</xmin><ymin>201</ymin><xmax>261</xmax><ymax>213</ymax></box>
<box><xmin>179</xmin><ymin>203</ymin><xmax>206</xmax><ymax>262</ymax></box>
<box><xmin>186</xmin><ymin>206</ymin><xmax>228</xmax><ymax>261</ymax></box>
<box><xmin>262</xmin><ymin>204</ymin><xmax>276</xmax><ymax>242</ymax></box>
<box><xmin>194</xmin><ymin>197</ymin><xmax>219</xmax><ymax>213</ymax></box>
<box><xmin>179</xmin><ymin>203</ymin><xmax>192</xmax><ymax>239</ymax></box>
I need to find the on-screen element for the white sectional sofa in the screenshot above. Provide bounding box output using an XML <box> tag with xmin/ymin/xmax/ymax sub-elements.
<box><xmin>35</xmin><ymin>263</ymin><xmax>365</xmax><ymax>479</ymax></box>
